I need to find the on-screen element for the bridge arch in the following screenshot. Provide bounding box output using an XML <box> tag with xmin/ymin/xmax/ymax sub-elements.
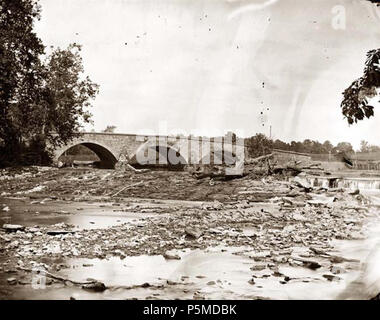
<box><xmin>129</xmin><ymin>139</ymin><xmax>188</xmax><ymax>169</ymax></box>
<box><xmin>57</xmin><ymin>141</ymin><xmax>118</xmax><ymax>169</ymax></box>
<box><xmin>200</xmin><ymin>149</ymin><xmax>239</xmax><ymax>166</ymax></box>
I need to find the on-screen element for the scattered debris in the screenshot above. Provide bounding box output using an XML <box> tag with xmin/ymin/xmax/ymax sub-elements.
<box><xmin>109</xmin><ymin>181</ymin><xmax>144</xmax><ymax>197</ymax></box>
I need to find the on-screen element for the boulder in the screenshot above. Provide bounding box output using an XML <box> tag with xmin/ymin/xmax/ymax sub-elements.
<box><xmin>348</xmin><ymin>189</ymin><xmax>360</xmax><ymax>196</ymax></box>
<box><xmin>250</xmin><ymin>264</ymin><xmax>267</xmax><ymax>271</ymax></box>
<box><xmin>185</xmin><ymin>227</ymin><xmax>202</xmax><ymax>240</ymax></box>
<box><xmin>7</xmin><ymin>277</ymin><xmax>17</xmax><ymax>285</ymax></box>
<box><xmin>163</xmin><ymin>252</ymin><xmax>181</xmax><ymax>260</ymax></box>
<box><xmin>82</xmin><ymin>281</ymin><xmax>107</xmax><ymax>292</ymax></box>
<box><xmin>2</xmin><ymin>224</ymin><xmax>25</xmax><ymax>232</ymax></box>
<box><xmin>293</xmin><ymin>176</ymin><xmax>312</xmax><ymax>191</ymax></box>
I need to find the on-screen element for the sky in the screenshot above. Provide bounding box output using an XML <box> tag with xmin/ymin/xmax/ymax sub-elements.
<box><xmin>34</xmin><ymin>0</ymin><xmax>380</xmax><ymax>149</ymax></box>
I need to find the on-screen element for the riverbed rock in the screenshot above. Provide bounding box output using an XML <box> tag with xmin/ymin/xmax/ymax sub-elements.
<box><xmin>163</xmin><ymin>252</ymin><xmax>181</xmax><ymax>260</ymax></box>
<box><xmin>250</xmin><ymin>264</ymin><xmax>267</xmax><ymax>271</ymax></box>
<box><xmin>7</xmin><ymin>277</ymin><xmax>17</xmax><ymax>285</ymax></box>
<box><xmin>330</xmin><ymin>266</ymin><xmax>346</xmax><ymax>275</ymax></box>
<box><xmin>249</xmin><ymin>251</ymin><xmax>271</xmax><ymax>261</ymax></box>
<box><xmin>2</xmin><ymin>224</ymin><xmax>25</xmax><ymax>232</ymax></box>
<box><xmin>82</xmin><ymin>263</ymin><xmax>94</xmax><ymax>267</ymax></box>
<box><xmin>0</xmin><ymin>235</ymin><xmax>11</xmax><ymax>242</ymax></box>
<box><xmin>301</xmin><ymin>260</ymin><xmax>322</xmax><ymax>270</ymax></box>
<box><xmin>293</xmin><ymin>176</ymin><xmax>312</xmax><ymax>191</ymax></box>
<box><xmin>46</xmin><ymin>230</ymin><xmax>75</xmax><ymax>236</ymax></box>
<box><xmin>323</xmin><ymin>274</ymin><xmax>341</xmax><ymax>282</ymax></box>
<box><xmin>348</xmin><ymin>189</ymin><xmax>360</xmax><ymax>196</ymax></box>
<box><xmin>185</xmin><ymin>227</ymin><xmax>202</xmax><ymax>240</ymax></box>
<box><xmin>82</xmin><ymin>281</ymin><xmax>107</xmax><ymax>292</ymax></box>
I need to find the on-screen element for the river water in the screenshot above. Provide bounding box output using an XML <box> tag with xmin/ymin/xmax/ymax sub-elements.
<box><xmin>1</xmin><ymin>178</ymin><xmax>380</xmax><ymax>300</ymax></box>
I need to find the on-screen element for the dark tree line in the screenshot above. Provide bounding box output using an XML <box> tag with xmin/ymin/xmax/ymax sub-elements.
<box><xmin>0</xmin><ymin>0</ymin><xmax>98</xmax><ymax>167</ymax></box>
<box><xmin>246</xmin><ymin>134</ymin><xmax>358</xmax><ymax>158</ymax></box>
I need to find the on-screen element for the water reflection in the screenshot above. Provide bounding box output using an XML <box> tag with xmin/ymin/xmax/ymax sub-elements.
<box><xmin>0</xmin><ymin>197</ymin><xmax>154</xmax><ymax>230</ymax></box>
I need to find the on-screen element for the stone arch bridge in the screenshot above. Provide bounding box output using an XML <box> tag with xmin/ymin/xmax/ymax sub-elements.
<box><xmin>52</xmin><ymin>132</ymin><xmax>246</xmax><ymax>169</ymax></box>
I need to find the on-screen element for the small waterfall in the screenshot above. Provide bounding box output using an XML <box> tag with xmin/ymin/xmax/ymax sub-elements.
<box><xmin>305</xmin><ymin>176</ymin><xmax>380</xmax><ymax>191</ymax></box>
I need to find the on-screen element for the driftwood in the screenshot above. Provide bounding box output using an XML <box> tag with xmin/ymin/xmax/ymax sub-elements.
<box><xmin>273</xmin><ymin>165</ymin><xmax>301</xmax><ymax>176</ymax></box>
<box><xmin>19</xmin><ymin>267</ymin><xmax>99</xmax><ymax>285</ymax></box>
<box><xmin>191</xmin><ymin>163</ymin><xmax>245</xmax><ymax>180</ymax></box>
<box><xmin>109</xmin><ymin>181</ymin><xmax>144</xmax><ymax>197</ymax></box>
<box><xmin>273</xmin><ymin>160</ymin><xmax>325</xmax><ymax>176</ymax></box>
<box><xmin>245</xmin><ymin>153</ymin><xmax>274</xmax><ymax>165</ymax></box>
<box><xmin>116</xmin><ymin>162</ymin><xmax>150</xmax><ymax>173</ymax></box>
<box><xmin>245</xmin><ymin>154</ymin><xmax>324</xmax><ymax>176</ymax></box>
<box><xmin>309</xmin><ymin>247</ymin><xmax>360</xmax><ymax>263</ymax></box>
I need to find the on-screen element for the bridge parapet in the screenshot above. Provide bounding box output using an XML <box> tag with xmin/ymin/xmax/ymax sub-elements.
<box><xmin>52</xmin><ymin>132</ymin><xmax>247</xmax><ymax>169</ymax></box>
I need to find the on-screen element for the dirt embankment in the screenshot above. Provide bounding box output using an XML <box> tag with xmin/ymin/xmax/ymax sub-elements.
<box><xmin>0</xmin><ymin>166</ymin><xmax>287</xmax><ymax>202</ymax></box>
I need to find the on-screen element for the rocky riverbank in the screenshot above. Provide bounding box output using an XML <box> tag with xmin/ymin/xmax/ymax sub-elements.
<box><xmin>0</xmin><ymin>167</ymin><xmax>379</xmax><ymax>299</ymax></box>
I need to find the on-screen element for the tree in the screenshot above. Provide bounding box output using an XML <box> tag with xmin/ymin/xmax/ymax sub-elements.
<box><xmin>360</xmin><ymin>140</ymin><xmax>370</xmax><ymax>153</ymax></box>
<box><xmin>0</xmin><ymin>1</ymin><xmax>99</xmax><ymax>166</ymax></box>
<box><xmin>368</xmin><ymin>145</ymin><xmax>380</xmax><ymax>152</ymax></box>
<box><xmin>333</xmin><ymin>142</ymin><xmax>354</xmax><ymax>155</ymax></box>
<box><xmin>0</xmin><ymin>0</ymin><xmax>45</xmax><ymax>154</ymax></box>
<box><xmin>322</xmin><ymin>140</ymin><xmax>334</xmax><ymax>153</ymax></box>
<box><xmin>273</xmin><ymin>139</ymin><xmax>290</xmax><ymax>151</ymax></box>
<box><xmin>359</xmin><ymin>140</ymin><xmax>380</xmax><ymax>153</ymax></box>
<box><xmin>37</xmin><ymin>44</ymin><xmax>99</xmax><ymax>148</ymax></box>
<box><xmin>341</xmin><ymin>0</ymin><xmax>380</xmax><ymax>124</ymax></box>
<box><xmin>290</xmin><ymin>141</ymin><xmax>305</xmax><ymax>153</ymax></box>
<box><xmin>246</xmin><ymin>133</ymin><xmax>273</xmax><ymax>158</ymax></box>
<box><xmin>103</xmin><ymin>125</ymin><xmax>117</xmax><ymax>133</ymax></box>
<box><xmin>341</xmin><ymin>49</ymin><xmax>380</xmax><ymax>124</ymax></box>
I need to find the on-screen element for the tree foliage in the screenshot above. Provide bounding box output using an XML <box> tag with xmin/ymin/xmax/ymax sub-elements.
<box><xmin>333</xmin><ymin>142</ymin><xmax>354</xmax><ymax>154</ymax></box>
<box><xmin>339</xmin><ymin>0</ymin><xmax>380</xmax><ymax>124</ymax></box>
<box><xmin>359</xmin><ymin>140</ymin><xmax>380</xmax><ymax>153</ymax></box>
<box><xmin>0</xmin><ymin>0</ymin><xmax>44</xmax><ymax>149</ymax></box>
<box><xmin>341</xmin><ymin>49</ymin><xmax>380</xmax><ymax>124</ymax></box>
<box><xmin>0</xmin><ymin>0</ymin><xmax>98</xmax><ymax>166</ymax></box>
<box><xmin>41</xmin><ymin>44</ymin><xmax>99</xmax><ymax>146</ymax></box>
<box><xmin>246</xmin><ymin>134</ymin><xmax>273</xmax><ymax>158</ymax></box>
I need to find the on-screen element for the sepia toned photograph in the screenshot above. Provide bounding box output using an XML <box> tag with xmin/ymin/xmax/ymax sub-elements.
<box><xmin>1</xmin><ymin>0</ymin><xmax>380</xmax><ymax>303</ymax></box>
